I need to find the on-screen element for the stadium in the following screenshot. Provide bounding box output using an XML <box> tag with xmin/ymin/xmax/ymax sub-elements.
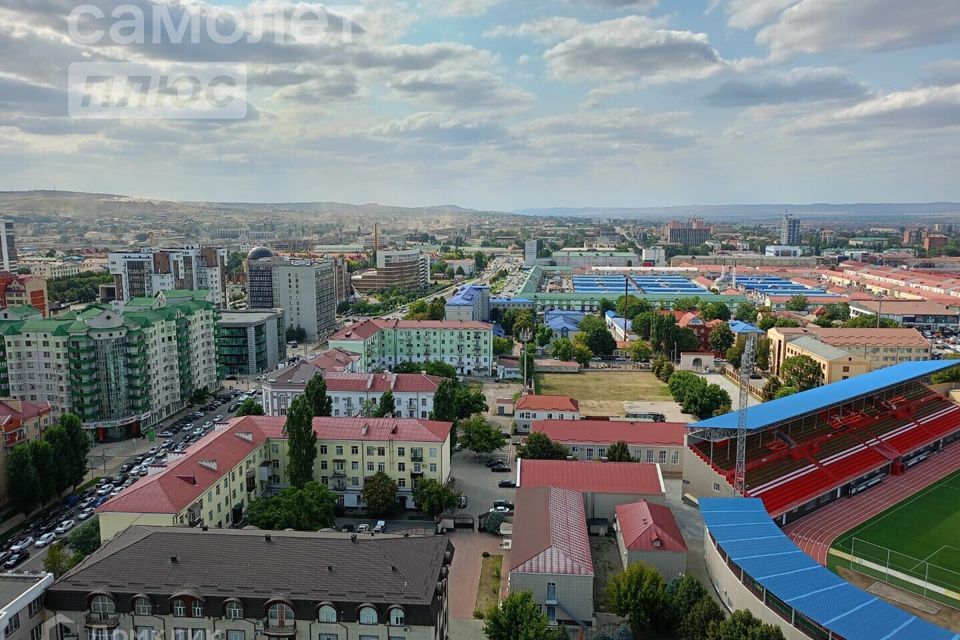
<box><xmin>686</xmin><ymin>360</ymin><xmax>960</xmax><ymax>634</ymax></box>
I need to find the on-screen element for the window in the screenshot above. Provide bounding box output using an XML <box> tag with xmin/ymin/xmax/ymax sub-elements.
<box><xmin>713</xmin><ymin>482</ymin><xmax>721</xmax><ymax>492</ymax></box>
<box><xmin>28</xmin><ymin>597</ymin><xmax>43</xmax><ymax>617</ymax></box>
<box><xmin>397</xmin><ymin>447</ymin><xmax>405</xmax><ymax>456</ymax></box>
<box><xmin>134</xmin><ymin>627</ymin><xmax>155</xmax><ymax>640</ymax></box>
<box><xmin>429</xmin><ymin>448</ymin><xmax>437</xmax><ymax>458</ymax></box>
<box><xmin>351</xmin><ymin>446</ymin><xmax>359</xmax><ymax>455</ymax></box>
<box><xmin>429</xmin><ymin>463</ymin><xmax>437</xmax><ymax>473</ymax></box>
<box><xmin>367</xmin><ymin>462</ymin><xmax>375</xmax><ymax>472</ymax></box>
<box><xmin>389</xmin><ymin>607</ymin><xmax>404</xmax><ymax>626</ymax></box>
<box><xmin>174</xmin><ymin>629</ymin><xmax>188</xmax><ymax>640</ymax></box>
<box><xmin>225</xmin><ymin>601</ymin><xmax>243</xmax><ymax>620</ymax></box>
<box><xmin>585</xmin><ymin>448</ymin><xmax>594</xmax><ymax>460</ymax></box>
<box><xmin>646</xmin><ymin>450</ymin><xmax>654</xmax><ymax>463</ymax></box>
<box><xmin>5</xmin><ymin>616</ymin><xmax>22</xmax><ymax>636</ymax></box>
<box><xmin>134</xmin><ymin>597</ymin><xmax>152</xmax><ymax>615</ymax></box>
<box><xmin>268</xmin><ymin>603</ymin><xmax>294</xmax><ymax>627</ymax></box>
<box><xmin>192</xmin><ymin>601</ymin><xmax>204</xmax><ymax>617</ymax></box>
<box><xmin>378</xmin><ymin>462</ymin><xmax>386</xmax><ymax>472</ymax></box>
<box><xmin>90</xmin><ymin>595</ymin><xmax>115</xmax><ymax>615</ymax></box>
<box><xmin>226</xmin><ymin>631</ymin><xmax>245</xmax><ymax>640</ymax></box>
<box><xmin>320</xmin><ymin>445</ymin><xmax>327</xmax><ymax>455</ymax></box>
<box><xmin>88</xmin><ymin>630</ymin><xmax>111</xmax><ymax>640</ymax></box>
<box><xmin>335</xmin><ymin>446</ymin><xmax>343</xmax><ymax>455</ymax></box>
<box><xmin>658</xmin><ymin>450</ymin><xmax>667</xmax><ymax>464</ymax></box>
<box><xmin>359</xmin><ymin>606</ymin><xmax>378</xmax><ymax>625</ymax></box>
<box><xmin>367</xmin><ymin>446</ymin><xmax>375</xmax><ymax>455</ymax></box>
<box><xmin>318</xmin><ymin>635</ymin><xmax>338</xmax><ymax>640</ymax></box>
<box><xmin>191</xmin><ymin>630</ymin><xmax>205</xmax><ymax>640</ymax></box>
<box><xmin>377</xmin><ymin>447</ymin><xmax>386</xmax><ymax>456</ymax></box>
<box><xmin>317</xmin><ymin>606</ymin><xmax>337</xmax><ymax>623</ymax></box>
<box><xmin>671</xmin><ymin>450</ymin><xmax>679</xmax><ymax>465</ymax></box>
<box><xmin>173</xmin><ymin>599</ymin><xmax>187</xmax><ymax>617</ymax></box>
<box><xmin>546</xmin><ymin>583</ymin><xmax>556</xmax><ymax>602</ymax></box>
<box><xmin>397</xmin><ymin>463</ymin><xmax>405</xmax><ymax>472</ymax></box>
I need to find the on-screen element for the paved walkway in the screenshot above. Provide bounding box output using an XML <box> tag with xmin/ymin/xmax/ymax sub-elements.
<box><xmin>784</xmin><ymin>441</ymin><xmax>960</xmax><ymax>565</ymax></box>
<box><xmin>448</xmin><ymin>532</ymin><xmax>510</xmax><ymax>620</ymax></box>
<box><xmin>697</xmin><ymin>371</ymin><xmax>761</xmax><ymax>407</ymax></box>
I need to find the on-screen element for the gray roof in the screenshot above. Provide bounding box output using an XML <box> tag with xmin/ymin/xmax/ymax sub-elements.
<box><xmin>0</xmin><ymin>572</ymin><xmax>49</xmax><ymax>610</ymax></box>
<box><xmin>218</xmin><ymin>310</ymin><xmax>282</xmax><ymax>326</ymax></box>
<box><xmin>789</xmin><ymin>335</ymin><xmax>850</xmax><ymax>361</ymax></box>
<box><xmin>52</xmin><ymin>526</ymin><xmax>451</xmax><ymax>606</ymax></box>
<box><xmin>266</xmin><ymin>361</ymin><xmax>321</xmax><ymax>385</ymax></box>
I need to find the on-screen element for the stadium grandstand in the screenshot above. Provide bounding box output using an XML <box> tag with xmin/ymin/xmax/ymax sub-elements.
<box><xmin>700</xmin><ymin>498</ymin><xmax>958</xmax><ymax>640</ymax></box>
<box><xmin>685</xmin><ymin>360</ymin><xmax>960</xmax><ymax>525</ymax></box>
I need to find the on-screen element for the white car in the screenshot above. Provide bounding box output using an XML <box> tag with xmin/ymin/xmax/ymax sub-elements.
<box><xmin>77</xmin><ymin>508</ymin><xmax>95</xmax><ymax>521</ymax></box>
<box><xmin>96</xmin><ymin>484</ymin><xmax>115</xmax><ymax>496</ymax></box>
<box><xmin>356</xmin><ymin>524</ymin><xmax>370</xmax><ymax>533</ymax></box>
<box><xmin>55</xmin><ymin>520</ymin><xmax>75</xmax><ymax>535</ymax></box>
<box><xmin>489</xmin><ymin>506</ymin><xmax>510</xmax><ymax>514</ymax></box>
<box><xmin>10</xmin><ymin>538</ymin><xmax>33</xmax><ymax>553</ymax></box>
<box><xmin>34</xmin><ymin>532</ymin><xmax>56</xmax><ymax>547</ymax></box>
<box><xmin>142</xmin><ymin>457</ymin><xmax>155</xmax><ymax>466</ymax></box>
<box><xmin>110</xmin><ymin>487</ymin><xmax>123</xmax><ymax>496</ymax></box>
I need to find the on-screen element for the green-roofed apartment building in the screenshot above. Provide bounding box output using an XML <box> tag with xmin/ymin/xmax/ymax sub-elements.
<box><xmin>0</xmin><ymin>290</ymin><xmax>219</xmax><ymax>442</ymax></box>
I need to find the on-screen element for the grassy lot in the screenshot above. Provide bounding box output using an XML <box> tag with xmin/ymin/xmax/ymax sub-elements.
<box><xmin>536</xmin><ymin>371</ymin><xmax>671</xmax><ymax>401</ymax></box>
<box><xmin>474</xmin><ymin>554</ymin><xmax>503</xmax><ymax>617</ymax></box>
<box><xmin>831</xmin><ymin>469</ymin><xmax>960</xmax><ymax>598</ymax></box>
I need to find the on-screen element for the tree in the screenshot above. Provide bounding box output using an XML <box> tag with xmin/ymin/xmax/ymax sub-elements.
<box><xmin>474</xmin><ymin>250</ymin><xmax>487</xmax><ymax>272</ymax></box>
<box><xmin>285</xmin><ymin>395</ymin><xmax>317</xmax><ymax>489</ymax></box>
<box><xmin>393</xmin><ymin>360</ymin><xmax>458</xmax><ymax>378</ymax></box>
<box><xmin>68</xmin><ymin>521</ymin><xmax>101</xmax><ymax>557</ymax></box>
<box><xmin>775</xmin><ymin>385</ymin><xmax>799</xmax><ymax>399</ymax></box>
<box><xmin>374</xmin><ymin>391</ymin><xmax>396</xmax><ymax>418</ymax></box>
<box><xmin>44</xmin><ymin>426</ymin><xmax>76</xmax><ymax>495</ymax></box>
<box><xmin>60</xmin><ymin>413</ymin><xmax>90</xmax><ymax>487</ymax></box>
<box><xmin>44</xmin><ymin>543</ymin><xmax>77</xmax><ymax>578</ymax></box>
<box><xmin>666</xmin><ymin>574</ymin><xmax>711</xmax><ymax>624</ymax></box>
<box><xmin>362</xmin><ymin>471</ymin><xmax>399</xmax><ymax>518</ymax></box>
<box><xmin>617</xmin><ymin>295</ymin><xmax>652</xmax><ymax>319</ymax></box>
<box><xmin>405</xmin><ymin>299</ymin><xmax>431</xmax><ymax>320</ymax></box>
<box><xmin>484</xmin><ymin>510</ymin><xmax>506</xmax><ymax>534</ymax></box>
<box><xmin>572</xmin><ymin>343</ymin><xmax>593</xmax><ymax>367</ymax></box>
<box><xmin>843</xmin><ymin>315</ymin><xmax>900</xmax><ymax>328</ymax></box>
<box><xmin>606</xmin><ymin>562</ymin><xmax>671</xmax><ymax>636</ymax></box>
<box><xmin>551</xmin><ymin>337</ymin><xmax>574</xmax><ymax>361</ymax></box>
<box><xmin>493</xmin><ymin>336</ymin><xmax>514</xmax><ymax>356</ymax></box>
<box><xmin>245</xmin><ymin>482</ymin><xmax>337</xmax><ymax>530</ymax></box>
<box><xmin>710</xmin><ymin>609</ymin><xmax>784</xmax><ymax>640</ymax></box>
<box><xmin>708</xmin><ymin>323</ymin><xmax>735</xmax><ymax>354</ymax></box>
<box><xmin>932</xmin><ymin>357</ymin><xmax>960</xmax><ymax>383</ymax></box>
<box><xmin>599</xmin><ymin>298</ymin><xmax>616</xmax><ymax>315</ymax></box>
<box><xmin>614</xmin><ymin>624</ymin><xmax>634</xmax><ymax>640</ymax></box>
<box><xmin>755</xmin><ymin>337</ymin><xmax>771</xmax><ymax>371</ymax></box>
<box><xmin>607</xmin><ymin>441</ymin><xmax>633</xmax><ymax>462</ymax></box>
<box><xmin>517</xmin><ymin>432</ymin><xmax>568</xmax><ymax>460</ymax></box>
<box><xmin>701</xmin><ymin>302</ymin><xmax>731</xmax><ymax>321</ymax></box>
<box><xmin>427</xmin><ymin>297</ymin><xmax>446</xmax><ymax>320</ymax></box>
<box><xmin>580</xmin><ymin>324</ymin><xmax>617</xmax><ymax>356</ymax></box>
<box><xmin>632</xmin><ymin>311</ymin><xmax>657</xmax><ymax>341</ymax></box>
<box><xmin>483</xmin><ymin>591</ymin><xmax>555</xmax><ymax>640</ymax></box>
<box><xmin>657</xmin><ymin>362</ymin><xmax>674</xmax><ymax>382</ymax></box>
<box><xmin>7</xmin><ymin>445</ymin><xmax>40</xmax><ymax>517</ymax></box>
<box><xmin>736</xmin><ymin>302</ymin><xmax>758</xmax><ymax>321</ymax></box>
<box><xmin>785</xmin><ymin>295</ymin><xmax>809</xmax><ymax>312</ymax></box>
<box><xmin>459</xmin><ymin>415</ymin><xmax>508</xmax><ymax>457</ymax></box>
<box><xmin>28</xmin><ymin>440</ymin><xmax>56</xmax><ymax>503</ymax></box>
<box><xmin>626</xmin><ymin>341</ymin><xmax>652</xmax><ymax>362</ymax></box>
<box><xmin>234</xmin><ymin>398</ymin><xmax>265</xmax><ymax>416</ymax></box>
<box><xmin>673</xmin><ymin>296</ymin><xmax>701</xmax><ymax>312</ymax></box>
<box><xmin>726</xmin><ymin>336</ymin><xmax>746</xmax><ymax>368</ymax></box>
<box><xmin>512</xmin><ymin>309</ymin><xmax>535</xmax><ymax>336</ymax></box>
<box><xmin>536</xmin><ymin>325</ymin><xmax>553</xmax><ymax>347</ymax></box>
<box><xmin>762</xmin><ymin>376</ymin><xmax>783</xmax><ymax>401</ymax></box>
<box><xmin>190</xmin><ymin>387</ymin><xmax>212</xmax><ymax>405</ymax></box>
<box><xmin>412</xmin><ymin>478</ymin><xmax>461</xmax><ymax>519</ymax></box>
<box><xmin>781</xmin><ymin>354</ymin><xmax>822</xmax><ymax>391</ymax></box>
<box><xmin>303</xmin><ymin>374</ymin><xmax>333</xmax><ymax>417</ymax></box>
<box><xmin>823</xmin><ymin>302</ymin><xmax>850</xmax><ymax>322</ymax></box>
<box><xmin>680</xmin><ymin>596</ymin><xmax>726</xmax><ymax>640</ymax></box>
<box><xmin>285</xmin><ymin>325</ymin><xmax>307</xmax><ymax>342</ymax></box>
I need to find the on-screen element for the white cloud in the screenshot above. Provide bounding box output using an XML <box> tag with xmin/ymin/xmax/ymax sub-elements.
<box><xmin>484</xmin><ymin>17</ymin><xmax>585</xmax><ymax>43</ymax></box>
<box><xmin>794</xmin><ymin>83</ymin><xmax>960</xmax><ymax>133</ymax></box>
<box><xmin>718</xmin><ymin>0</ymin><xmax>799</xmax><ymax>29</ymax></box>
<box><xmin>419</xmin><ymin>0</ymin><xmax>507</xmax><ymax>17</ymax></box>
<box><xmin>758</xmin><ymin>0</ymin><xmax>960</xmax><ymax>58</ymax></box>
<box><xmin>704</xmin><ymin>67</ymin><xmax>867</xmax><ymax>107</ymax></box>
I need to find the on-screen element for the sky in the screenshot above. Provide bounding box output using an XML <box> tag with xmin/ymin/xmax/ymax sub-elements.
<box><xmin>1</xmin><ymin>0</ymin><xmax>959</xmax><ymax>210</ymax></box>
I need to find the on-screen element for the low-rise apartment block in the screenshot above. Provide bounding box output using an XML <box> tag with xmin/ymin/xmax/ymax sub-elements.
<box><xmin>513</xmin><ymin>395</ymin><xmax>580</xmax><ymax>433</ymax></box>
<box><xmin>45</xmin><ymin>527</ymin><xmax>454</xmax><ymax>640</ymax></box>
<box><xmin>262</xmin><ymin>367</ymin><xmax>442</xmax><ymax>419</ymax></box>
<box><xmin>0</xmin><ymin>274</ymin><xmax>47</xmax><ymax>317</ymax></box>
<box><xmin>18</xmin><ymin>257</ymin><xmax>82</xmax><ymax>279</ymax></box>
<box><xmin>0</xmin><ymin>571</ymin><xmax>53</xmax><ymax>640</ymax></box>
<box><xmin>532</xmin><ymin>419</ymin><xmax>685</xmax><ymax>474</ymax></box>
<box><xmin>0</xmin><ymin>399</ymin><xmax>53</xmax><ymax>503</ymax></box>
<box><xmin>328</xmin><ymin>319</ymin><xmax>494</xmax><ymax>376</ymax></box>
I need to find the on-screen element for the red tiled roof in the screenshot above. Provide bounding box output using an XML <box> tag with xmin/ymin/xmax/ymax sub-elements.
<box><xmin>330</xmin><ymin>318</ymin><xmax>493</xmax><ymax>341</ymax></box>
<box><xmin>323</xmin><ymin>372</ymin><xmax>442</xmax><ymax>393</ymax></box>
<box><xmin>98</xmin><ymin>417</ymin><xmax>285</xmax><ymax>515</ymax></box>
<box><xmin>0</xmin><ymin>399</ymin><xmax>52</xmax><ymax>422</ymax></box>
<box><xmin>515</xmin><ymin>395</ymin><xmax>580</xmax><ymax>412</ymax></box>
<box><xmin>509</xmin><ymin>486</ymin><xmax>594</xmax><ymax>576</ymax></box>
<box><xmin>310</xmin><ymin>417</ymin><xmax>452</xmax><ymax>443</ymax></box>
<box><xmin>519</xmin><ymin>460</ymin><xmax>664</xmax><ymax>496</ymax></box>
<box><xmin>532</xmin><ymin>420</ymin><xmax>686</xmax><ymax>447</ymax></box>
<box><xmin>615</xmin><ymin>500</ymin><xmax>687</xmax><ymax>552</ymax></box>
<box><xmin>307</xmin><ymin>347</ymin><xmax>360</xmax><ymax>372</ymax></box>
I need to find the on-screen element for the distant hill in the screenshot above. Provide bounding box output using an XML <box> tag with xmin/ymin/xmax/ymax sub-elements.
<box><xmin>514</xmin><ymin>203</ymin><xmax>960</xmax><ymax>221</ymax></box>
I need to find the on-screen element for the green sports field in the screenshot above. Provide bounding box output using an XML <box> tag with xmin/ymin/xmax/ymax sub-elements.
<box><xmin>830</xmin><ymin>469</ymin><xmax>960</xmax><ymax>603</ymax></box>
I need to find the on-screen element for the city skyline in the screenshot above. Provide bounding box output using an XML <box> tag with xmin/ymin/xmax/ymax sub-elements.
<box><xmin>1</xmin><ymin>0</ymin><xmax>958</xmax><ymax>209</ymax></box>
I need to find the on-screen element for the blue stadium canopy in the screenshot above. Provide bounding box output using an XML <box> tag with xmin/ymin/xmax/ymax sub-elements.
<box><xmin>700</xmin><ymin>498</ymin><xmax>959</xmax><ymax>640</ymax></box>
<box><xmin>691</xmin><ymin>359</ymin><xmax>960</xmax><ymax>431</ymax></box>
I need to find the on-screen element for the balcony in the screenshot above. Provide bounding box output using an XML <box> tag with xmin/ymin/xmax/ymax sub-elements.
<box><xmin>262</xmin><ymin>622</ymin><xmax>296</xmax><ymax>636</ymax></box>
<box><xmin>85</xmin><ymin>612</ymin><xmax>119</xmax><ymax>628</ymax></box>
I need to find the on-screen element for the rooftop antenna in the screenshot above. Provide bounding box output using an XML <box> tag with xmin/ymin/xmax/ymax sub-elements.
<box><xmin>734</xmin><ymin>333</ymin><xmax>757</xmax><ymax>496</ymax></box>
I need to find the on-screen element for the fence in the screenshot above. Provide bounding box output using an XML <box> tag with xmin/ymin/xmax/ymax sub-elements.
<box><xmin>829</xmin><ymin>537</ymin><xmax>960</xmax><ymax>608</ymax></box>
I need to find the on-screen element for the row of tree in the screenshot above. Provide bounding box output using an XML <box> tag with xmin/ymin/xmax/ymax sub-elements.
<box><xmin>666</xmin><ymin>370</ymin><xmax>732</xmax><ymax>419</ymax></box>
<box><xmin>405</xmin><ymin>297</ymin><xmax>447</xmax><ymax>321</ymax></box>
<box><xmin>7</xmin><ymin>413</ymin><xmax>91</xmax><ymax>517</ymax></box>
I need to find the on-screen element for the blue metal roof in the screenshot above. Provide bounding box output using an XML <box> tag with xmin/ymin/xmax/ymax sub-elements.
<box><xmin>447</xmin><ymin>284</ymin><xmax>489</xmax><ymax>306</ymax></box>
<box><xmin>728</xmin><ymin>320</ymin><xmax>764</xmax><ymax>334</ymax></box>
<box><xmin>699</xmin><ymin>499</ymin><xmax>959</xmax><ymax>640</ymax></box>
<box><xmin>691</xmin><ymin>360</ymin><xmax>960</xmax><ymax>431</ymax></box>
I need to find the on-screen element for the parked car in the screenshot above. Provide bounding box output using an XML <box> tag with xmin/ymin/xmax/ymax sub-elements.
<box><xmin>77</xmin><ymin>508</ymin><xmax>95</xmax><ymax>521</ymax></box>
<box><xmin>147</xmin><ymin>447</ymin><xmax>159</xmax><ymax>455</ymax></box>
<box><xmin>373</xmin><ymin>520</ymin><xmax>386</xmax><ymax>533</ymax></box>
<box><xmin>55</xmin><ymin>520</ymin><xmax>75</xmax><ymax>535</ymax></box>
<box><xmin>457</xmin><ymin>496</ymin><xmax>468</xmax><ymax>508</ymax></box>
<box><xmin>158</xmin><ymin>430</ymin><xmax>175</xmax><ymax>438</ymax></box>
<box><xmin>120</xmin><ymin>463</ymin><xmax>132</xmax><ymax>473</ymax></box>
<box><xmin>490</xmin><ymin>464</ymin><xmax>511</xmax><ymax>473</ymax></box>
<box><xmin>215</xmin><ymin>415</ymin><xmax>223</xmax><ymax>421</ymax></box>
<box><xmin>96</xmin><ymin>484</ymin><xmax>115</xmax><ymax>496</ymax></box>
<box><xmin>494</xmin><ymin>499</ymin><xmax>514</xmax><ymax>510</ymax></box>
<box><xmin>193</xmin><ymin>428</ymin><xmax>204</xmax><ymax>436</ymax></box>
<box><xmin>4</xmin><ymin>552</ymin><xmax>29</xmax><ymax>568</ymax></box>
<box><xmin>35</xmin><ymin>532</ymin><xmax>56</xmax><ymax>547</ymax></box>
<box><xmin>484</xmin><ymin>458</ymin><xmax>501</xmax><ymax>467</ymax></box>
<box><xmin>340</xmin><ymin>523</ymin><xmax>355</xmax><ymax>533</ymax></box>
<box><xmin>498</xmin><ymin>480</ymin><xmax>517</xmax><ymax>488</ymax></box>
<box><xmin>92</xmin><ymin>496</ymin><xmax>109</xmax><ymax>508</ymax></box>
<box><xmin>356</xmin><ymin>524</ymin><xmax>370</xmax><ymax>533</ymax></box>
<box><xmin>10</xmin><ymin>538</ymin><xmax>33</xmax><ymax>553</ymax></box>
<box><xmin>489</xmin><ymin>506</ymin><xmax>510</xmax><ymax>514</ymax></box>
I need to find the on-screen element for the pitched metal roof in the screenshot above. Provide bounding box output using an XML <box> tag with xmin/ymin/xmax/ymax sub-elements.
<box><xmin>699</xmin><ymin>498</ymin><xmax>958</xmax><ymax>640</ymax></box>
<box><xmin>515</xmin><ymin>395</ymin><xmax>580</xmax><ymax>412</ymax></box>
<box><xmin>615</xmin><ymin>500</ymin><xmax>687</xmax><ymax>553</ymax></box>
<box><xmin>692</xmin><ymin>360</ymin><xmax>960</xmax><ymax>431</ymax></box>
<box><xmin>509</xmin><ymin>487</ymin><xmax>594</xmax><ymax>576</ymax></box>
<box><xmin>518</xmin><ymin>460</ymin><xmax>664</xmax><ymax>496</ymax></box>
<box><xmin>533</xmin><ymin>419</ymin><xmax>686</xmax><ymax>447</ymax></box>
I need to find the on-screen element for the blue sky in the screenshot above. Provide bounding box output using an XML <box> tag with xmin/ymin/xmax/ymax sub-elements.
<box><xmin>1</xmin><ymin>0</ymin><xmax>959</xmax><ymax>209</ymax></box>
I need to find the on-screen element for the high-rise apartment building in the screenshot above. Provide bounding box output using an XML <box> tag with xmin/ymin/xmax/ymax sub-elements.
<box><xmin>524</xmin><ymin>239</ymin><xmax>540</xmax><ymax>266</ymax></box>
<box><xmin>350</xmin><ymin>249</ymin><xmax>430</xmax><ymax>293</ymax></box>
<box><xmin>0</xmin><ymin>220</ymin><xmax>16</xmax><ymax>272</ymax></box>
<box><xmin>780</xmin><ymin>214</ymin><xmax>801</xmax><ymax>246</ymax></box>
<box><xmin>217</xmin><ymin>309</ymin><xmax>287</xmax><ymax>376</ymax></box>
<box><xmin>109</xmin><ymin>245</ymin><xmax>228</xmax><ymax>306</ymax></box>
<box><xmin>0</xmin><ymin>291</ymin><xmax>218</xmax><ymax>441</ymax></box>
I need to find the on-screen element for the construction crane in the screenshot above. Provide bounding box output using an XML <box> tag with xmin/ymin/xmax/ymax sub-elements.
<box><xmin>734</xmin><ymin>333</ymin><xmax>757</xmax><ymax>496</ymax></box>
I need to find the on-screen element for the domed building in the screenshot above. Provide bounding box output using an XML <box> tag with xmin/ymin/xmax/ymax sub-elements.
<box><xmin>247</xmin><ymin>246</ymin><xmax>274</xmax><ymax>261</ymax></box>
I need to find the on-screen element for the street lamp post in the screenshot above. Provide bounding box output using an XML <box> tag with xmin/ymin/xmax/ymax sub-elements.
<box><xmin>518</xmin><ymin>327</ymin><xmax>532</xmax><ymax>395</ymax></box>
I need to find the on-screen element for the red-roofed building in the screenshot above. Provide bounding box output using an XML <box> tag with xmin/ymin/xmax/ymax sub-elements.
<box><xmin>509</xmin><ymin>486</ymin><xmax>594</xmax><ymax>627</ymax></box>
<box><xmin>328</xmin><ymin>318</ymin><xmax>494</xmax><ymax>375</ymax></box>
<box><xmin>514</xmin><ymin>395</ymin><xmax>581</xmax><ymax>433</ymax></box>
<box><xmin>677</xmin><ymin>312</ymin><xmax>722</xmax><ymax>352</ymax></box>
<box><xmin>308</xmin><ymin>347</ymin><xmax>360</xmax><ymax>373</ymax></box>
<box><xmin>0</xmin><ymin>272</ymin><xmax>48</xmax><ymax>317</ymax></box>
<box><xmin>518</xmin><ymin>459</ymin><xmax>664</xmax><ymax>520</ymax></box>
<box><xmin>0</xmin><ymin>399</ymin><xmax>53</xmax><ymax>502</ymax></box>
<box><xmin>614</xmin><ymin>500</ymin><xmax>688</xmax><ymax>579</ymax></box>
<box><xmin>532</xmin><ymin>419</ymin><xmax>686</xmax><ymax>474</ymax></box>
<box><xmin>262</xmin><ymin>365</ymin><xmax>442</xmax><ymax>418</ymax></box>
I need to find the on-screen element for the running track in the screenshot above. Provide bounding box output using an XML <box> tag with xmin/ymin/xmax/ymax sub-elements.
<box><xmin>783</xmin><ymin>442</ymin><xmax>960</xmax><ymax>565</ymax></box>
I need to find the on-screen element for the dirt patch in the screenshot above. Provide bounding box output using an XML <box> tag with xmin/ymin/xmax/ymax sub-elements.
<box><xmin>838</xmin><ymin>567</ymin><xmax>960</xmax><ymax>633</ymax></box>
<box><xmin>475</xmin><ymin>554</ymin><xmax>504</xmax><ymax>618</ymax></box>
<box><xmin>591</xmin><ymin>536</ymin><xmax>622</xmax><ymax>613</ymax></box>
